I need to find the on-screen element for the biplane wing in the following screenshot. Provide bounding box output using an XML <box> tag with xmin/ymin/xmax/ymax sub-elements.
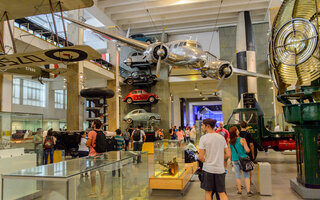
<box><xmin>0</xmin><ymin>0</ymin><xmax>94</xmax><ymax>20</ymax></box>
<box><xmin>0</xmin><ymin>45</ymin><xmax>100</xmax><ymax>70</ymax></box>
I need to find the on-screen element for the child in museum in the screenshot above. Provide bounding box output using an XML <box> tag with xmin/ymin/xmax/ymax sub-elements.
<box><xmin>114</xmin><ymin>129</ymin><xmax>125</xmax><ymax>151</ymax></box>
<box><xmin>78</xmin><ymin>131</ymin><xmax>89</xmax><ymax>158</ymax></box>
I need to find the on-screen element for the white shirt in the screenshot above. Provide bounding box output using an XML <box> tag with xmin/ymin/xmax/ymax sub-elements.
<box><xmin>78</xmin><ymin>138</ymin><xmax>89</xmax><ymax>152</ymax></box>
<box><xmin>199</xmin><ymin>133</ymin><xmax>227</xmax><ymax>174</ymax></box>
<box><xmin>190</xmin><ymin>128</ymin><xmax>197</xmax><ymax>139</ymax></box>
<box><xmin>274</xmin><ymin>125</ymin><xmax>280</xmax><ymax>132</ymax></box>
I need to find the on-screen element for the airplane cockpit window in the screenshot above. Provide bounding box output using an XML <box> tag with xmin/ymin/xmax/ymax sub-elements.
<box><xmin>183</xmin><ymin>42</ymin><xmax>187</xmax><ymax>46</ymax></box>
<box><xmin>174</xmin><ymin>44</ymin><xmax>178</xmax><ymax>48</ymax></box>
<box><xmin>179</xmin><ymin>42</ymin><xmax>184</xmax><ymax>46</ymax></box>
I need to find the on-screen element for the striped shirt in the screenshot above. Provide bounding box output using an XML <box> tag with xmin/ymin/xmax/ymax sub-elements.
<box><xmin>114</xmin><ymin>135</ymin><xmax>125</xmax><ymax>151</ymax></box>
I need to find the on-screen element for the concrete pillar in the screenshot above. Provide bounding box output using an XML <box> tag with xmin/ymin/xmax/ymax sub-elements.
<box><xmin>268</xmin><ymin>7</ymin><xmax>283</xmax><ymax>124</ymax></box>
<box><xmin>0</xmin><ymin>20</ymin><xmax>14</xmax><ymax>112</ymax></box>
<box><xmin>67</xmin><ymin>63</ymin><xmax>79</xmax><ymax>130</ymax></box>
<box><xmin>0</xmin><ymin>20</ymin><xmax>14</xmax><ymax>143</ymax></box>
<box><xmin>172</xmin><ymin>95</ymin><xmax>181</xmax><ymax>127</ymax></box>
<box><xmin>107</xmin><ymin>28</ymin><xmax>120</xmax><ymax>131</ymax></box>
<box><xmin>236</xmin><ymin>11</ymin><xmax>257</xmax><ymax>101</ymax></box>
<box><xmin>66</xmin><ymin>10</ymin><xmax>85</xmax><ymax>130</ymax></box>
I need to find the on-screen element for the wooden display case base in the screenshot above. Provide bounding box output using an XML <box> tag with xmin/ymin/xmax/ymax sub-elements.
<box><xmin>149</xmin><ymin>162</ymin><xmax>198</xmax><ymax>191</ymax></box>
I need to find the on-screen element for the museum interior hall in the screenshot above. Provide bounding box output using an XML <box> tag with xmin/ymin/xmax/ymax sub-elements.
<box><xmin>0</xmin><ymin>0</ymin><xmax>319</xmax><ymax>199</ymax></box>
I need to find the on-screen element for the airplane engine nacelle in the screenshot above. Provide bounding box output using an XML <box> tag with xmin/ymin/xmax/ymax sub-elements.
<box><xmin>203</xmin><ymin>61</ymin><xmax>233</xmax><ymax>79</ymax></box>
<box><xmin>144</xmin><ymin>42</ymin><xmax>169</xmax><ymax>64</ymax></box>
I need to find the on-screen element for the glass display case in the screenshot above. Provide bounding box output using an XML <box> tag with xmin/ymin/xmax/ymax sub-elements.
<box><xmin>1</xmin><ymin>151</ymin><xmax>148</xmax><ymax>200</ymax></box>
<box><xmin>153</xmin><ymin>139</ymin><xmax>185</xmax><ymax>178</ymax></box>
<box><xmin>0</xmin><ymin>112</ymin><xmax>43</xmax><ymax>165</ymax></box>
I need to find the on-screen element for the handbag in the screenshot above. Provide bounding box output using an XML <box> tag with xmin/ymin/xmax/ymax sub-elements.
<box><xmin>232</xmin><ymin>143</ymin><xmax>254</xmax><ymax>172</ymax></box>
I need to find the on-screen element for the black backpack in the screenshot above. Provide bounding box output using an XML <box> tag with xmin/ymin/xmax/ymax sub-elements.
<box><xmin>133</xmin><ymin>129</ymin><xmax>141</xmax><ymax>141</ymax></box>
<box><xmin>94</xmin><ymin>131</ymin><xmax>107</xmax><ymax>153</ymax></box>
<box><xmin>106</xmin><ymin>136</ymin><xmax>117</xmax><ymax>152</ymax></box>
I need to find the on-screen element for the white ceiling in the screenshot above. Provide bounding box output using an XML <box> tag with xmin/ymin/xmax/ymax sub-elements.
<box><xmin>96</xmin><ymin>0</ymin><xmax>274</xmax><ymax>34</ymax></box>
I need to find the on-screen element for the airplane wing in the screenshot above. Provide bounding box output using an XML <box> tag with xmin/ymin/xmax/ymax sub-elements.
<box><xmin>0</xmin><ymin>45</ymin><xmax>101</xmax><ymax>70</ymax></box>
<box><xmin>62</xmin><ymin>16</ymin><xmax>149</xmax><ymax>52</ymax></box>
<box><xmin>0</xmin><ymin>0</ymin><xmax>94</xmax><ymax>20</ymax></box>
<box><xmin>232</xmin><ymin>68</ymin><xmax>270</xmax><ymax>79</ymax></box>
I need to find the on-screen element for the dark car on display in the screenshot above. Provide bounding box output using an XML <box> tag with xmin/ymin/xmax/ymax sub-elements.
<box><xmin>124</xmin><ymin>71</ymin><xmax>157</xmax><ymax>85</ymax></box>
<box><xmin>129</xmin><ymin>34</ymin><xmax>154</xmax><ymax>44</ymax></box>
<box><xmin>124</xmin><ymin>89</ymin><xmax>159</xmax><ymax>104</ymax></box>
<box><xmin>123</xmin><ymin>109</ymin><xmax>160</xmax><ymax>124</ymax></box>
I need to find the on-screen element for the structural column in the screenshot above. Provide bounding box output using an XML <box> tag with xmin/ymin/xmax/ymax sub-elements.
<box><xmin>236</xmin><ymin>11</ymin><xmax>257</xmax><ymax>102</ymax></box>
<box><xmin>172</xmin><ymin>95</ymin><xmax>181</xmax><ymax>127</ymax></box>
<box><xmin>66</xmin><ymin>10</ymin><xmax>85</xmax><ymax>130</ymax></box>
<box><xmin>269</xmin><ymin>6</ymin><xmax>283</xmax><ymax>124</ymax></box>
<box><xmin>107</xmin><ymin>28</ymin><xmax>120</xmax><ymax>131</ymax></box>
<box><xmin>0</xmin><ymin>20</ymin><xmax>14</xmax><ymax>112</ymax></box>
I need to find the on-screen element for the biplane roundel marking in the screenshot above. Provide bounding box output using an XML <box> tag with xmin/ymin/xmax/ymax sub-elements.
<box><xmin>44</xmin><ymin>49</ymin><xmax>88</xmax><ymax>62</ymax></box>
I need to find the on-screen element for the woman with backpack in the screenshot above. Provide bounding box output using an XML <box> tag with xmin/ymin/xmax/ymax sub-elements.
<box><xmin>43</xmin><ymin>129</ymin><xmax>56</xmax><ymax>164</ymax></box>
<box><xmin>229</xmin><ymin>126</ymin><xmax>253</xmax><ymax>196</ymax></box>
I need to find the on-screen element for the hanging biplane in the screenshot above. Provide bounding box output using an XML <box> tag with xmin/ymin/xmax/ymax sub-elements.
<box><xmin>0</xmin><ymin>0</ymin><xmax>101</xmax><ymax>80</ymax></box>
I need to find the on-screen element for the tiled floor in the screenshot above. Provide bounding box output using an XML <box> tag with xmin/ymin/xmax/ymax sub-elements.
<box><xmin>149</xmin><ymin>150</ymin><xmax>303</xmax><ymax>200</ymax></box>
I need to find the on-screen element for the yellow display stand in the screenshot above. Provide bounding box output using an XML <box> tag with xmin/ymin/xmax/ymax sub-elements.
<box><xmin>141</xmin><ymin>142</ymin><xmax>154</xmax><ymax>154</ymax></box>
<box><xmin>149</xmin><ymin>162</ymin><xmax>198</xmax><ymax>190</ymax></box>
<box><xmin>47</xmin><ymin>150</ymin><xmax>65</xmax><ymax>164</ymax></box>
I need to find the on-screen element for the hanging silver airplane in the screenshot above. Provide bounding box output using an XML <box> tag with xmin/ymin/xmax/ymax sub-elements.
<box><xmin>63</xmin><ymin>16</ymin><xmax>270</xmax><ymax>91</ymax></box>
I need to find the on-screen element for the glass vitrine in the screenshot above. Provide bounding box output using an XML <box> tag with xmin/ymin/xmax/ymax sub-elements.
<box><xmin>153</xmin><ymin>139</ymin><xmax>186</xmax><ymax>178</ymax></box>
<box><xmin>1</xmin><ymin>151</ymin><xmax>148</xmax><ymax>200</ymax></box>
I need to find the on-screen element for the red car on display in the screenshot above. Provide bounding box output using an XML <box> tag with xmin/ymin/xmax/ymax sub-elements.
<box><xmin>124</xmin><ymin>89</ymin><xmax>159</xmax><ymax>104</ymax></box>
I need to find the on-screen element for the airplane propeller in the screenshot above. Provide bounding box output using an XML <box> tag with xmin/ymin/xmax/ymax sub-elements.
<box><xmin>155</xmin><ymin>28</ymin><xmax>166</xmax><ymax>77</ymax></box>
<box><xmin>214</xmin><ymin>74</ymin><xmax>226</xmax><ymax>93</ymax></box>
<box><xmin>214</xmin><ymin>66</ymin><xmax>232</xmax><ymax>92</ymax></box>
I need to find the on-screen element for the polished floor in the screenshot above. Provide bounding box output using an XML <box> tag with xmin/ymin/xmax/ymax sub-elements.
<box><xmin>3</xmin><ymin>149</ymin><xmax>302</xmax><ymax>200</ymax></box>
<box><xmin>149</xmin><ymin>150</ymin><xmax>302</xmax><ymax>200</ymax></box>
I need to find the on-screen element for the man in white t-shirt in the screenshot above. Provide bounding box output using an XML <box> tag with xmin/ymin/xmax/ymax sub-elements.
<box><xmin>199</xmin><ymin>119</ymin><xmax>230</xmax><ymax>200</ymax></box>
<box><xmin>190</xmin><ymin>125</ymin><xmax>197</xmax><ymax>143</ymax></box>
